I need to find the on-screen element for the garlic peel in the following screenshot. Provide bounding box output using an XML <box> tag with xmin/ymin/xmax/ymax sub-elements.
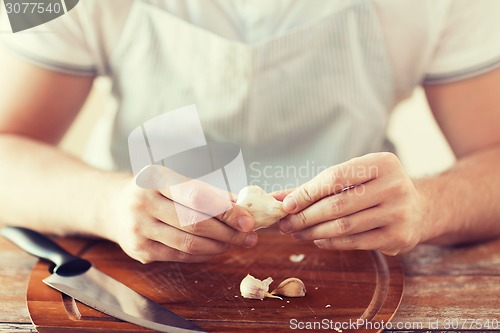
<box><xmin>264</xmin><ymin>292</ymin><xmax>283</xmax><ymax>300</ymax></box>
<box><xmin>271</xmin><ymin>277</ymin><xmax>306</xmax><ymax>298</ymax></box>
<box><xmin>236</xmin><ymin>186</ymin><xmax>288</xmax><ymax>231</ymax></box>
<box><xmin>240</xmin><ymin>274</ymin><xmax>273</xmax><ymax>300</ymax></box>
<box><xmin>289</xmin><ymin>254</ymin><xmax>306</xmax><ymax>263</ymax></box>
<box><xmin>240</xmin><ymin>275</ymin><xmax>306</xmax><ymax>300</ymax></box>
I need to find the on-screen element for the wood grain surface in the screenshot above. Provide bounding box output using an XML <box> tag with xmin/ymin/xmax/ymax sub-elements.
<box><xmin>392</xmin><ymin>240</ymin><xmax>500</xmax><ymax>329</ymax></box>
<box><xmin>3</xmin><ymin>233</ymin><xmax>500</xmax><ymax>332</ymax></box>
<box><xmin>25</xmin><ymin>230</ymin><xmax>403</xmax><ymax>333</ymax></box>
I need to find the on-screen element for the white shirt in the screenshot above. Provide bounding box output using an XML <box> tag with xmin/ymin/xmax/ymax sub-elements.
<box><xmin>1</xmin><ymin>0</ymin><xmax>500</xmax><ymax>190</ymax></box>
<box><xmin>3</xmin><ymin>0</ymin><xmax>500</xmax><ymax>96</ymax></box>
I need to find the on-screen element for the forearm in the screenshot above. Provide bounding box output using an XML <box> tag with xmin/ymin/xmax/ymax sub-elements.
<box><xmin>0</xmin><ymin>134</ymin><xmax>129</xmax><ymax>238</ymax></box>
<box><xmin>416</xmin><ymin>144</ymin><xmax>500</xmax><ymax>245</ymax></box>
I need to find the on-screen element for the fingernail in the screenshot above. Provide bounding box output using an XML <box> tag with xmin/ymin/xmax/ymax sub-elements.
<box><xmin>238</xmin><ymin>216</ymin><xmax>252</xmax><ymax>231</ymax></box>
<box><xmin>283</xmin><ymin>196</ymin><xmax>297</xmax><ymax>212</ymax></box>
<box><xmin>244</xmin><ymin>233</ymin><xmax>258</xmax><ymax>247</ymax></box>
<box><xmin>314</xmin><ymin>240</ymin><xmax>325</xmax><ymax>248</ymax></box>
<box><xmin>279</xmin><ymin>219</ymin><xmax>292</xmax><ymax>234</ymax></box>
<box><xmin>292</xmin><ymin>232</ymin><xmax>303</xmax><ymax>240</ymax></box>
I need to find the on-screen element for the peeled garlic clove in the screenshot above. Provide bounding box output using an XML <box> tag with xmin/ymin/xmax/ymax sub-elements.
<box><xmin>240</xmin><ymin>274</ymin><xmax>274</xmax><ymax>300</ymax></box>
<box><xmin>271</xmin><ymin>277</ymin><xmax>306</xmax><ymax>298</ymax></box>
<box><xmin>236</xmin><ymin>186</ymin><xmax>288</xmax><ymax>230</ymax></box>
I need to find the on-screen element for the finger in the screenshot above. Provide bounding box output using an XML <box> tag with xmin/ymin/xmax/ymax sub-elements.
<box><xmin>168</xmin><ymin>180</ymin><xmax>255</xmax><ymax>232</ymax></box>
<box><xmin>270</xmin><ymin>188</ymin><xmax>294</xmax><ymax>201</ymax></box>
<box><xmin>150</xmin><ymin>187</ymin><xmax>254</xmax><ymax>232</ymax></box>
<box><xmin>291</xmin><ymin>207</ymin><xmax>386</xmax><ymax>240</ymax></box>
<box><xmin>144</xmin><ymin>219</ymin><xmax>229</xmax><ymax>255</ymax></box>
<box><xmin>141</xmin><ymin>240</ymin><xmax>215</xmax><ymax>263</ymax></box>
<box><xmin>282</xmin><ymin>154</ymin><xmax>380</xmax><ymax>214</ymax></box>
<box><xmin>148</xmin><ymin>198</ymin><xmax>258</xmax><ymax>248</ymax></box>
<box><xmin>163</xmin><ymin>177</ymin><xmax>233</xmax><ymax>218</ymax></box>
<box><xmin>215</xmin><ymin>203</ymin><xmax>255</xmax><ymax>232</ymax></box>
<box><xmin>313</xmin><ymin>228</ymin><xmax>387</xmax><ymax>251</ymax></box>
<box><xmin>184</xmin><ymin>217</ymin><xmax>258</xmax><ymax>248</ymax></box>
<box><xmin>140</xmin><ymin>165</ymin><xmax>236</xmax><ymax>219</ymax></box>
<box><xmin>279</xmin><ymin>180</ymin><xmax>381</xmax><ymax>233</ymax></box>
<box><xmin>137</xmin><ymin>164</ymin><xmax>219</xmax><ymax>194</ymax></box>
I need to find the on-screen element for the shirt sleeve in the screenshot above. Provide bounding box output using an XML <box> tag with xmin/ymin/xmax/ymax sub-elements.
<box><xmin>424</xmin><ymin>0</ymin><xmax>500</xmax><ymax>84</ymax></box>
<box><xmin>0</xmin><ymin>1</ymin><xmax>103</xmax><ymax>76</ymax></box>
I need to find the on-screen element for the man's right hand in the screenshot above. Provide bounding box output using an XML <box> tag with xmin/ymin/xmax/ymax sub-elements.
<box><xmin>104</xmin><ymin>172</ymin><xmax>257</xmax><ymax>264</ymax></box>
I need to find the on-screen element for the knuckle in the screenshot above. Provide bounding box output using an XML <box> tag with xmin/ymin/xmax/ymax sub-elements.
<box><xmin>334</xmin><ymin>217</ymin><xmax>351</xmax><ymax>235</ymax></box>
<box><xmin>128</xmin><ymin>241</ymin><xmax>154</xmax><ymax>264</ymax></box>
<box><xmin>297</xmin><ymin>211</ymin><xmax>309</xmax><ymax>228</ymax></box>
<box><xmin>129</xmin><ymin>216</ymin><xmax>150</xmax><ymax>236</ymax></box>
<box><xmin>183</xmin><ymin>211</ymin><xmax>203</xmax><ymax>227</ymax></box>
<box><xmin>302</xmin><ymin>228</ymin><xmax>314</xmax><ymax>240</ymax></box>
<box><xmin>343</xmin><ymin>235</ymin><xmax>358</xmax><ymax>249</ymax></box>
<box><xmin>137</xmin><ymin>252</ymin><xmax>154</xmax><ymax>264</ymax></box>
<box><xmin>300</xmin><ymin>187</ymin><xmax>314</xmax><ymax>203</ymax></box>
<box><xmin>379</xmin><ymin>152</ymin><xmax>399</xmax><ymax>166</ymax></box>
<box><xmin>187</xmin><ymin>219</ymin><xmax>205</xmax><ymax>234</ymax></box>
<box><xmin>187</xmin><ymin>187</ymin><xmax>203</xmax><ymax>208</ymax></box>
<box><xmin>328</xmin><ymin>168</ymin><xmax>345</xmax><ymax>191</ymax></box>
<box><xmin>396</xmin><ymin>179</ymin><xmax>411</xmax><ymax>195</ymax></box>
<box><xmin>391</xmin><ymin>229</ymin><xmax>414</xmax><ymax>248</ymax></box>
<box><xmin>175</xmin><ymin>250</ymin><xmax>190</xmax><ymax>262</ymax></box>
<box><xmin>329</xmin><ymin>196</ymin><xmax>346</xmax><ymax>215</ymax></box>
<box><xmin>181</xmin><ymin>233</ymin><xmax>197</xmax><ymax>254</ymax></box>
<box><xmin>214</xmin><ymin>242</ymin><xmax>229</xmax><ymax>254</ymax></box>
<box><xmin>228</xmin><ymin>230</ymin><xmax>242</xmax><ymax>245</ymax></box>
<box><xmin>384</xmin><ymin>181</ymin><xmax>398</xmax><ymax>197</ymax></box>
<box><xmin>406</xmin><ymin>237</ymin><xmax>418</xmax><ymax>250</ymax></box>
<box><xmin>380</xmin><ymin>226</ymin><xmax>418</xmax><ymax>256</ymax></box>
<box><xmin>128</xmin><ymin>191</ymin><xmax>149</xmax><ymax>212</ymax></box>
<box><xmin>219</xmin><ymin>206</ymin><xmax>233</xmax><ymax>223</ymax></box>
<box><xmin>129</xmin><ymin>236</ymin><xmax>147</xmax><ymax>254</ymax></box>
<box><xmin>393</xmin><ymin>207</ymin><xmax>411</xmax><ymax>223</ymax></box>
<box><xmin>327</xmin><ymin>167</ymin><xmax>337</xmax><ymax>182</ymax></box>
<box><xmin>386</xmin><ymin>179</ymin><xmax>411</xmax><ymax>198</ymax></box>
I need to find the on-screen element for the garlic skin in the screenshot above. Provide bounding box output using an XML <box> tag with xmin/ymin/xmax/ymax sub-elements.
<box><xmin>271</xmin><ymin>278</ymin><xmax>307</xmax><ymax>298</ymax></box>
<box><xmin>289</xmin><ymin>254</ymin><xmax>306</xmax><ymax>263</ymax></box>
<box><xmin>240</xmin><ymin>274</ymin><xmax>274</xmax><ymax>300</ymax></box>
<box><xmin>236</xmin><ymin>186</ymin><xmax>288</xmax><ymax>230</ymax></box>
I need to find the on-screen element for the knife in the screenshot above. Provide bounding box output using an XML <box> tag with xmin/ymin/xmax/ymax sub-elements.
<box><xmin>1</xmin><ymin>226</ymin><xmax>207</xmax><ymax>333</ymax></box>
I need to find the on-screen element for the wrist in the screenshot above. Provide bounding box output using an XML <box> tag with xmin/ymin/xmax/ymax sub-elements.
<box><xmin>413</xmin><ymin>175</ymin><xmax>456</xmax><ymax>244</ymax></box>
<box><xmin>84</xmin><ymin>171</ymin><xmax>132</xmax><ymax>242</ymax></box>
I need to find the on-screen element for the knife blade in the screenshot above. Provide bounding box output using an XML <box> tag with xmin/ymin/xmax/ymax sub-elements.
<box><xmin>1</xmin><ymin>226</ymin><xmax>207</xmax><ymax>333</ymax></box>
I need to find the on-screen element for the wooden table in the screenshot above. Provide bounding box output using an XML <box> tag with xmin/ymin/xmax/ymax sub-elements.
<box><xmin>1</xmin><ymin>235</ymin><xmax>500</xmax><ymax>332</ymax></box>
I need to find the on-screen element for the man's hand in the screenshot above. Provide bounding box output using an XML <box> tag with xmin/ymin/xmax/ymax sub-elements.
<box><xmin>104</xmin><ymin>172</ymin><xmax>257</xmax><ymax>264</ymax></box>
<box><xmin>278</xmin><ymin>152</ymin><xmax>428</xmax><ymax>256</ymax></box>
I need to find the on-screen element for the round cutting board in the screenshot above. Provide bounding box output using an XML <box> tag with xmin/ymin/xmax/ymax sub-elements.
<box><xmin>27</xmin><ymin>229</ymin><xmax>404</xmax><ymax>333</ymax></box>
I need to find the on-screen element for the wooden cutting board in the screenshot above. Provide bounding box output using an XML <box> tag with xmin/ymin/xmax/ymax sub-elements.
<box><xmin>26</xmin><ymin>230</ymin><xmax>404</xmax><ymax>333</ymax></box>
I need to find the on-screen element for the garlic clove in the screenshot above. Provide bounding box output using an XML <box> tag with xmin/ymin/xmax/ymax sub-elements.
<box><xmin>236</xmin><ymin>186</ymin><xmax>288</xmax><ymax>231</ymax></box>
<box><xmin>240</xmin><ymin>274</ymin><xmax>274</xmax><ymax>300</ymax></box>
<box><xmin>271</xmin><ymin>277</ymin><xmax>307</xmax><ymax>298</ymax></box>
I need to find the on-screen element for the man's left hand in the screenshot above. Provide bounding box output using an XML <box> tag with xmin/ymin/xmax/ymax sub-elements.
<box><xmin>279</xmin><ymin>152</ymin><xmax>430</xmax><ymax>256</ymax></box>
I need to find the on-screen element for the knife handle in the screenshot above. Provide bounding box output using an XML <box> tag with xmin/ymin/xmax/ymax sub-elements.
<box><xmin>1</xmin><ymin>226</ymin><xmax>91</xmax><ymax>276</ymax></box>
